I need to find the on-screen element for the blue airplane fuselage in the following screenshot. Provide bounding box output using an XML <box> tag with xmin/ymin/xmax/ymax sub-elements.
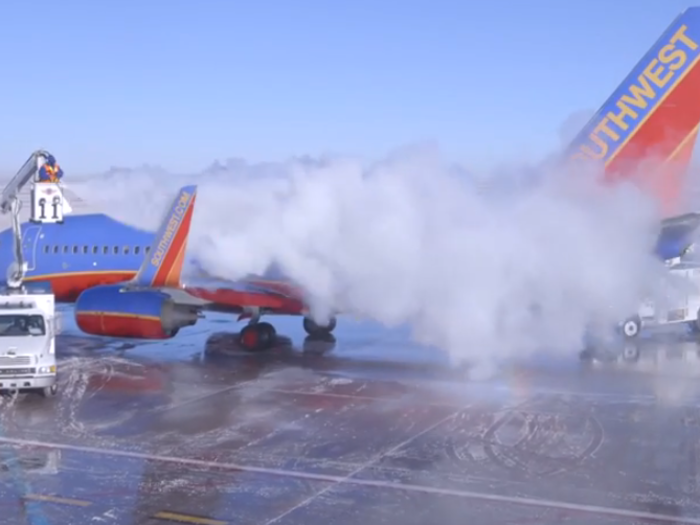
<box><xmin>0</xmin><ymin>213</ymin><xmax>153</xmax><ymax>301</ymax></box>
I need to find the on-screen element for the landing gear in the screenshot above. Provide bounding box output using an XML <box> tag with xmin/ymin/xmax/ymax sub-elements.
<box><xmin>235</xmin><ymin>314</ymin><xmax>337</xmax><ymax>352</ymax></box>
<box><xmin>303</xmin><ymin>316</ymin><xmax>337</xmax><ymax>337</ymax></box>
<box><xmin>238</xmin><ymin>321</ymin><xmax>277</xmax><ymax>352</ymax></box>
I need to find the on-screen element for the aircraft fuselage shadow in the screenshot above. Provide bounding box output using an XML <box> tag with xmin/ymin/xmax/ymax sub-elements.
<box><xmin>199</xmin><ymin>330</ymin><xmax>481</xmax><ymax>383</ymax></box>
<box><xmin>203</xmin><ymin>331</ymin><xmax>337</xmax><ymax>357</ymax></box>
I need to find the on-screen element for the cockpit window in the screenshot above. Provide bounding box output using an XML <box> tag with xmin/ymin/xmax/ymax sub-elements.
<box><xmin>0</xmin><ymin>314</ymin><xmax>46</xmax><ymax>336</ymax></box>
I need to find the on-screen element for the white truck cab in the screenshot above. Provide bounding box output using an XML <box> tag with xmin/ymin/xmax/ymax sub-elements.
<box><xmin>0</xmin><ymin>286</ymin><xmax>58</xmax><ymax>397</ymax></box>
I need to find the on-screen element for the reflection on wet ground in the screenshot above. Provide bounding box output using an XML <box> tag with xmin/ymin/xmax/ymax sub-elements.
<box><xmin>1</xmin><ymin>312</ymin><xmax>700</xmax><ymax>524</ymax></box>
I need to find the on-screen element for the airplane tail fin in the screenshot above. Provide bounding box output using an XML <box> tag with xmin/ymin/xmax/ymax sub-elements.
<box><xmin>131</xmin><ymin>185</ymin><xmax>197</xmax><ymax>288</ymax></box>
<box><xmin>566</xmin><ymin>7</ymin><xmax>700</xmax><ymax>217</ymax></box>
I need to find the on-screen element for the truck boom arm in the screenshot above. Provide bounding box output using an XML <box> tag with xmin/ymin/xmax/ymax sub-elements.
<box><xmin>0</xmin><ymin>150</ymin><xmax>51</xmax><ymax>214</ymax></box>
<box><xmin>0</xmin><ymin>150</ymin><xmax>54</xmax><ymax>288</ymax></box>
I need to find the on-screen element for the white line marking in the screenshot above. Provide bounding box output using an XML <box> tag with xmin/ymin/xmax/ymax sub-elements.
<box><xmin>24</xmin><ymin>494</ymin><xmax>92</xmax><ymax>507</ymax></box>
<box><xmin>236</xmin><ymin>380</ymin><xmax>671</xmax><ymax>407</ymax></box>
<box><xmin>154</xmin><ymin>378</ymin><xmax>260</xmax><ymax>412</ymax></box>
<box><xmin>247</xmin><ymin>386</ymin><xmax>465</xmax><ymax>407</ymax></box>
<box><xmin>0</xmin><ymin>436</ymin><xmax>698</xmax><ymax>524</ymax></box>
<box><xmin>263</xmin><ymin>408</ymin><xmax>463</xmax><ymax>525</ymax></box>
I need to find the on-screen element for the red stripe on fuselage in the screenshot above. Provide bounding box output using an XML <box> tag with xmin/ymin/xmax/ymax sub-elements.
<box><xmin>246</xmin><ymin>279</ymin><xmax>305</xmax><ymax>299</ymax></box>
<box><xmin>185</xmin><ymin>286</ymin><xmax>305</xmax><ymax>315</ymax></box>
<box><xmin>26</xmin><ymin>272</ymin><xmax>137</xmax><ymax>302</ymax></box>
<box><xmin>28</xmin><ymin>271</ymin><xmax>307</xmax><ymax>317</ymax></box>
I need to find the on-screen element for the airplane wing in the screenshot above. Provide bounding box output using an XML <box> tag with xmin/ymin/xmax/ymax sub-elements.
<box><xmin>74</xmin><ymin>185</ymin><xmax>311</xmax><ymax>339</ymax></box>
<box><xmin>131</xmin><ymin>184</ymin><xmax>307</xmax><ymax>314</ymax></box>
<box><xmin>566</xmin><ymin>7</ymin><xmax>700</xmax><ymax>217</ymax></box>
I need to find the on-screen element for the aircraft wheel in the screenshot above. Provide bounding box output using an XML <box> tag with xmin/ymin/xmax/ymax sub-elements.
<box><xmin>256</xmin><ymin>322</ymin><xmax>277</xmax><ymax>343</ymax></box>
<box><xmin>620</xmin><ymin>316</ymin><xmax>641</xmax><ymax>339</ymax></box>
<box><xmin>239</xmin><ymin>323</ymin><xmax>275</xmax><ymax>352</ymax></box>
<box><xmin>40</xmin><ymin>384</ymin><xmax>58</xmax><ymax>398</ymax></box>
<box><xmin>239</xmin><ymin>324</ymin><xmax>261</xmax><ymax>351</ymax></box>
<box><xmin>303</xmin><ymin>316</ymin><xmax>337</xmax><ymax>336</ymax></box>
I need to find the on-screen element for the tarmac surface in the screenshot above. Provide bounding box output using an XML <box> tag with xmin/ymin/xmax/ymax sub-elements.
<box><xmin>1</xmin><ymin>310</ymin><xmax>700</xmax><ymax>524</ymax></box>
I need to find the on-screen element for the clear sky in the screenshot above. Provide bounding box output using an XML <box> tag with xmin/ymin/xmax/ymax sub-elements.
<box><xmin>0</xmin><ymin>0</ymin><xmax>697</xmax><ymax>174</ymax></box>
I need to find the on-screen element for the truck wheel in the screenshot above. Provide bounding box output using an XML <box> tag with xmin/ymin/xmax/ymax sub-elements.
<box><xmin>621</xmin><ymin>316</ymin><xmax>642</xmax><ymax>339</ymax></box>
<box><xmin>40</xmin><ymin>384</ymin><xmax>58</xmax><ymax>398</ymax></box>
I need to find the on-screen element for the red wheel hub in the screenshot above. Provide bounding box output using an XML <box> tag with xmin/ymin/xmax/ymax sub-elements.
<box><xmin>241</xmin><ymin>327</ymin><xmax>259</xmax><ymax>348</ymax></box>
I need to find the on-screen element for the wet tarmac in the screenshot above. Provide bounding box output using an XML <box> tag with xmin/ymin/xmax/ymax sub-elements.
<box><xmin>1</xmin><ymin>311</ymin><xmax>700</xmax><ymax>524</ymax></box>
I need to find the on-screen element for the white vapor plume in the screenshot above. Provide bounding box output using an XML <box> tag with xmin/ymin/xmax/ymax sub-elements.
<box><xmin>69</xmin><ymin>144</ymin><xmax>666</xmax><ymax>376</ymax></box>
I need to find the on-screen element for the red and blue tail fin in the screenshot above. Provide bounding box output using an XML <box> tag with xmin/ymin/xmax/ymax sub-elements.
<box><xmin>132</xmin><ymin>185</ymin><xmax>197</xmax><ymax>288</ymax></box>
<box><xmin>566</xmin><ymin>7</ymin><xmax>700</xmax><ymax>217</ymax></box>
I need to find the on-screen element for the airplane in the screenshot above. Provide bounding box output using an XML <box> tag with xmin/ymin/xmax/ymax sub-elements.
<box><xmin>565</xmin><ymin>6</ymin><xmax>700</xmax><ymax>218</ymax></box>
<box><xmin>0</xmin><ymin>183</ymin><xmax>337</xmax><ymax>351</ymax></box>
<box><xmin>2</xmin><ymin>6</ymin><xmax>700</xmax><ymax>348</ymax></box>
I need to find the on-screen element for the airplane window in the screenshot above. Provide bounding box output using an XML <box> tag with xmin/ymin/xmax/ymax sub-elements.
<box><xmin>62</xmin><ymin>246</ymin><xmax>68</xmax><ymax>254</ymax></box>
<box><xmin>134</xmin><ymin>246</ymin><xmax>140</xmax><ymax>255</ymax></box>
<box><xmin>53</xmin><ymin>246</ymin><xmax>58</xmax><ymax>254</ymax></box>
<box><xmin>113</xmin><ymin>246</ymin><xmax>119</xmax><ymax>255</ymax></box>
<box><xmin>103</xmin><ymin>246</ymin><xmax>108</xmax><ymax>255</ymax></box>
<box><xmin>72</xmin><ymin>246</ymin><xmax>78</xmax><ymax>254</ymax></box>
<box><xmin>92</xmin><ymin>246</ymin><xmax>98</xmax><ymax>254</ymax></box>
<box><xmin>43</xmin><ymin>246</ymin><xmax>49</xmax><ymax>254</ymax></box>
<box><xmin>145</xmin><ymin>246</ymin><xmax>150</xmax><ymax>254</ymax></box>
<box><xmin>82</xmin><ymin>246</ymin><xmax>88</xmax><ymax>254</ymax></box>
<box><xmin>123</xmin><ymin>246</ymin><xmax>130</xmax><ymax>255</ymax></box>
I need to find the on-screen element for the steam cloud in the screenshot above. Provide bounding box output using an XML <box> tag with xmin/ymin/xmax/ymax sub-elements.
<box><xmin>68</xmin><ymin>144</ymin><xmax>666</xmax><ymax>377</ymax></box>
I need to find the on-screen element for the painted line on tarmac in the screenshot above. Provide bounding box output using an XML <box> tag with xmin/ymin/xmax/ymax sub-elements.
<box><xmin>0</xmin><ymin>436</ymin><xmax>699</xmax><ymax>525</ymax></box>
<box><xmin>152</xmin><ymin>510</ymin><xmax>227</xmax><ymax>525</ymax></box>
<box><xmin>24</xmin><ymin>494</ymin><xmax>92</xmax><ymax>507</ymax></box>
<box><xmin>155</xmin><ymin>378</ymin><xmax>262</xmax><ymax>412</ymax></box>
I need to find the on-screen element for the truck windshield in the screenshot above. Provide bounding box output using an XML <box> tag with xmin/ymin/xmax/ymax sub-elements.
<box><xmin>0</xmin><ymin>314</ymin><xmax>46</xmax><ymax>336</ymax></box>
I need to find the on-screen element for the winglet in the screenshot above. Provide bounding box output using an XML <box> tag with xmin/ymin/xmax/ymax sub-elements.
<box><xmin>132</xmin><ymin>185</ymin><xmax>198</xmax><ymax>288</ymax></box>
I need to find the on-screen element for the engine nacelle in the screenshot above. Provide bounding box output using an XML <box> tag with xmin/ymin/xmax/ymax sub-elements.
<box><xmin>75</xmin><ymin>284</ymin><xmax>199</xmax><ymax>339</ymax></box>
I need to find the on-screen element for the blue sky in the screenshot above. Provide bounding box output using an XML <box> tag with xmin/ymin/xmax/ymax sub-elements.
<box><xmin>0</xmin><ymin>0</ymin><xmax>697</xmax><ymax>174</ymax></box>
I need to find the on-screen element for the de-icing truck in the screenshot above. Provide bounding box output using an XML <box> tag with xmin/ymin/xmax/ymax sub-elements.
<box><xmin>0</xmin><ymin>150</ymin><xmax>68</xmax><ymax>397</ymax></box>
